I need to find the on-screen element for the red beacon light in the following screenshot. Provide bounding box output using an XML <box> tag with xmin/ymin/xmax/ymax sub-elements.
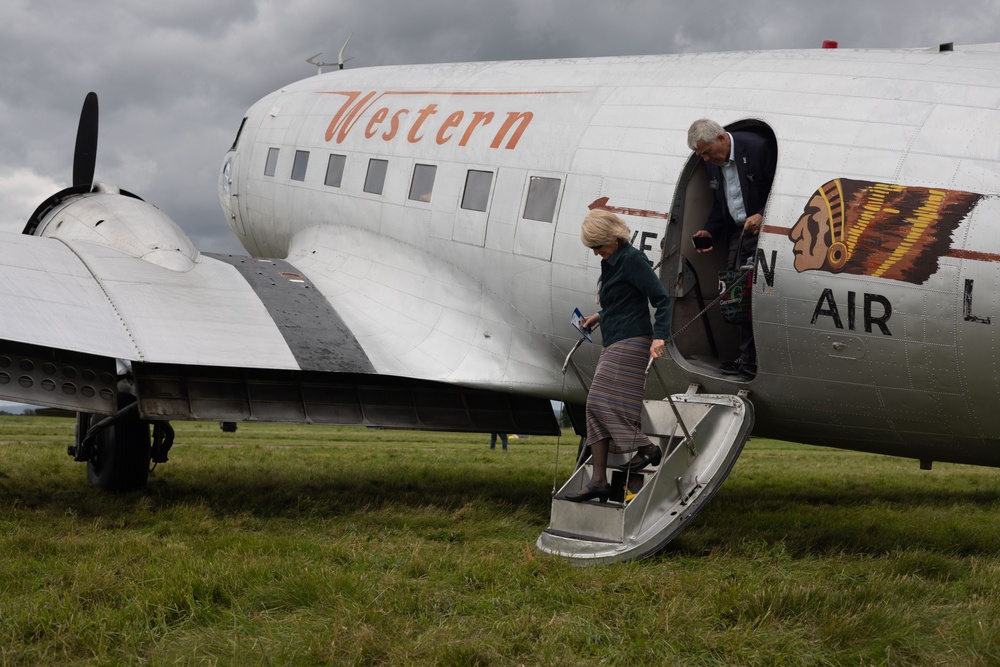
<box><xmin>822</xmin><ymin>40</ymin><xmax>839</xmax><ymax>48</ymax></box>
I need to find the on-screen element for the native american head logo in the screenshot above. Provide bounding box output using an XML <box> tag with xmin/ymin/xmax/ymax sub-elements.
<box><xmin>788</xmin><ymin>179</ymin><xmax>983</xmax><ymax>284</ymax></box>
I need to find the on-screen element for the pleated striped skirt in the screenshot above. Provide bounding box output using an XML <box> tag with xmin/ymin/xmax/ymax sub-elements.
<box><xmin>585</xmin><ymin>336</ymin><xmax>653</xmax><ymax>454</ymax></box>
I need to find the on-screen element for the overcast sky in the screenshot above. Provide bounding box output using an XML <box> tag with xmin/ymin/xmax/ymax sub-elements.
<box><xmin>0</xmin><ymin>0</ymin><xmax>998</xmax><ymax>255</ymax></box>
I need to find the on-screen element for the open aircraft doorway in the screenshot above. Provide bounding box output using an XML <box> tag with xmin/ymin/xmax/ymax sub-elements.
<box><xmin>665</xmin><ymin>120</ymin><xmax>777</xmax><ymax>382</ymax></box>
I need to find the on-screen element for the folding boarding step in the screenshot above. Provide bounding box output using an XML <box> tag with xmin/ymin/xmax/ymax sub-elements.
<box><xmin>537</xmin><ymin>393</ymin><xmax>754</xmax><ymax>564</ymax></box>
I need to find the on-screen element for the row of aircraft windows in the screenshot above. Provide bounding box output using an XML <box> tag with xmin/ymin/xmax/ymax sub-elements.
<box><xmin>262</xmin><ymin>146</ymin><xmax>561</xmax><ymax>223</ymax></box>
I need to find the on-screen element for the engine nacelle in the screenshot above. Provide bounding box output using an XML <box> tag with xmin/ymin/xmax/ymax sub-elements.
<box><xmin>26</xmin><ymin>183</ymin><xmax>199</xmax><ymax>272</ymax></box>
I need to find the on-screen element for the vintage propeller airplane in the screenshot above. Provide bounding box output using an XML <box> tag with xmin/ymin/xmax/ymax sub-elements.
<box><xmin>2</xmin><ymin>40</ymin><xmax>999</xmax><ymax>562</ymax></box>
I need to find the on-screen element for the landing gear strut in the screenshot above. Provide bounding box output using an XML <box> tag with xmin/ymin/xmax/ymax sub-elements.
<box><xmin>71</xmin><ymin>394</ymin><xmax>151</xmax><ymax>492</ymax></box>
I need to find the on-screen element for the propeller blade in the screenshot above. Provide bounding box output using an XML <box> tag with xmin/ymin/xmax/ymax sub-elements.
<box><xmin>72</xmin><ymin>92</ymin><xmax>99</xmax><ymax>189</ymax></box>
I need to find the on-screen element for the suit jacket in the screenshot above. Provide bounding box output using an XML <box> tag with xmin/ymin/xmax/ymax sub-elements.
<box><xmin>703</xmin><ymin>131</ymin><xmax>776</xmax><ymax>243</ymax></box>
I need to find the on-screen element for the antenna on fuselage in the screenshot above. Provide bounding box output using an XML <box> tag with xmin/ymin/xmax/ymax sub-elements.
<box><xmin>306</xmin><ymin>31</ymin><xmax>354</xmax><ymax>75</ymax></box>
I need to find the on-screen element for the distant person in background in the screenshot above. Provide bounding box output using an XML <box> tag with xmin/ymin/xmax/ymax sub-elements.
<box><xmin>489</xmin><ymin>432</ymin><xmax>508</xmax><ymax>451</ymax></box>
<box><xmin>568</xmin><ymin>209</ymin><xmax>672</xmax><ymax>503</ymax></box>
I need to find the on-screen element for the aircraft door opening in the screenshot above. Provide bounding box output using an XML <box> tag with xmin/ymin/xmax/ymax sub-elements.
<box><xmin>665</xmin><ymin>120</ymin><xmax>777</xmax><ymax>381</ymax></box>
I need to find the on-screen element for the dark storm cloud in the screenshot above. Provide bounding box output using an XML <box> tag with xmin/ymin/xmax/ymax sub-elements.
<box><xmin>0</xmin><ymin>0</ymin><xmax>997</xmax><ymax>253</ymax></box>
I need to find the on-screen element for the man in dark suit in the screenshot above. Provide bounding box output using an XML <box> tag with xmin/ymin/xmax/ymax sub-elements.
<box><xmin>688</xmin><ymin>118</ymin><xmax>776</xmax><ymax>378</ymax></box>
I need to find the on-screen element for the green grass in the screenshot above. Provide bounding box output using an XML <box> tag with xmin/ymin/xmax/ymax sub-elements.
<box><xmin>2</xmin><ymin>417</ymin><xmax>1000</xmax><ymax>665</ymax></box>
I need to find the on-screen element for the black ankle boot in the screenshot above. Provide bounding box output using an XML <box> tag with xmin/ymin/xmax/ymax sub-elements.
<box><xmin>617</xmin><ymin>445</ymin><xmax>662</xmax><ymax>471</ymax></box>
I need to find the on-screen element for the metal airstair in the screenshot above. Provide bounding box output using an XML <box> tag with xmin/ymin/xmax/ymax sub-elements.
<box><xmin>537</xmin><ymin>392</ymin><xmax>754</xmax><ymax>564</ymax></box>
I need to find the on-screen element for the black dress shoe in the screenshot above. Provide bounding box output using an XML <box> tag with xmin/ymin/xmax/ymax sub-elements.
<box><xmin>722</xmin><ymin>356</ymin><xmax>756</xmax><ymax>377</ymax></box>
<box><xmin>719</xmin><ymin>361</ymin><xmax>742</xmax><ymax>375</ymax></box>
<box><xmin>564</xmin><ymin>483</ymin><xmax>612</xmax><ymax>503</ymax></box>
<box><xmin>617</xmin><ymin>446</ymin><xmax>662</xmax><ymax>471</ymax></box>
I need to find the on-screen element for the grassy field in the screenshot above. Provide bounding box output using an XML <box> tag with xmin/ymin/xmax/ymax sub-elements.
<box><xmin>1</xmin><ymin>416</ymin><xmax>1000</xmax><ymax>666</ymax></box>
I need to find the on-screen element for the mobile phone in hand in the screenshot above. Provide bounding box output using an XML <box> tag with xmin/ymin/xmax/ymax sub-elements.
<box><xmin>692</xmin><ymin>236</ymin><xmax>713</xmax><ymax>250</ymax></box>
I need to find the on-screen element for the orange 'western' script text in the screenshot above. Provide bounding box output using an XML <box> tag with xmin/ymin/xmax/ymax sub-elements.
<box><xmin>323</xmin><ymin>91</ymin><xmax>535</xmax><ymax>150</ymax></box>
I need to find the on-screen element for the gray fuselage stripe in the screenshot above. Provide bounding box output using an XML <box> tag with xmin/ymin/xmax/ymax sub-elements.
<box><xmin>208</xmin><ymin>254</ymin><xmax>375</xmax><ymax>373</ymax></box>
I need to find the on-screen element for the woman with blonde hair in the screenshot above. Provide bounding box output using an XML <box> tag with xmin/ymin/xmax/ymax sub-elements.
<box><xmin>569</xmin><ymin>209</ymin><xmax>673</xmax><ymax>502</ymax></box>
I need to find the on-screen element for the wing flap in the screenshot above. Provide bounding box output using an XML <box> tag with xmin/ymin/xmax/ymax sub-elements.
<box><xmin>0</xmin><ymin>232</ymin><xmax>139</xmax><ymax>359</ymax></box>
<box><xmin>67</xmin><ymin>241</ymin><xmax>301</xmax><ymax>369</ymax></box>
<box><xmin>0</xmin><ymin>231</ymin><xmax>301</xmax><ymax>370</ymax></box>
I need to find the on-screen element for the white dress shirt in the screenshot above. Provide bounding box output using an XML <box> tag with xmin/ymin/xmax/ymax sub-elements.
<box><xmin>720</xmin><ymin>133</ymin><xmax>747</xmax><ymax>225</ymax></box>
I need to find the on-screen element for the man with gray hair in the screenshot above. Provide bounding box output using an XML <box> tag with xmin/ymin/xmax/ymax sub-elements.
<box><xmin>688</xmin><ymin>118</ymin><xmax>775</xmax><ymax>377</ymax></box>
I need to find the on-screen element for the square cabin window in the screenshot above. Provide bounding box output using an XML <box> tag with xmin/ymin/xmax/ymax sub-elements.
<box><xmin>291</xmin><ymin>150</ymin><xmax>310</xmax><ymax>181</ymax></box>
<box><xmin>263</xmin><ymin>147</ymin><xmax>280</xmax><ymax>177</ymax></box>
<box><xmin>325</xmin><ymin>154</ymin><xmax>346</xmax><ymax>187</ymax></box>
<box><xmin>364</xmin><ymin>158</ymin><xmax>388</xmax><ymax>194</ymax></box>
<box><xmin>408</xmin><ymin>164</ymin><xmax>437</xmax><ymax>202</ymax></box>
<box><xmin>461</xmin><ymin>170</ymin><xmax>493</xmax><ymax>212</ymax></box>
<box><xmin>522</xmin><ymin>176</ymin><xmax>561</xmax><ymax>222</ymax></box>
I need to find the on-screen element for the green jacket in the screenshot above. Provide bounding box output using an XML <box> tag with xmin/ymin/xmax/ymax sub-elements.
<box><xmin>597</xmin><ymin>243</ymin><xmax>672</xmax><ymax>348</ymax></box>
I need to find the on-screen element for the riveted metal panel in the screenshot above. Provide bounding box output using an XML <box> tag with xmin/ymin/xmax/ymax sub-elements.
<box><xmin>0</xmin><ymin>340</ymin><xmax>117</xmax><ymax>414</ymax></box>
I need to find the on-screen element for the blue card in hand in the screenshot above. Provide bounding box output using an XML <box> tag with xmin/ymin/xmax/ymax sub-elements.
<box><xmin>571</xmin><ymin>307</ymin><xmax>593</xmax><ymax>342</ymax></box>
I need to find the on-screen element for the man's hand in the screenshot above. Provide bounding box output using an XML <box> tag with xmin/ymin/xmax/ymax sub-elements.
<box><xmin>692</xmin><ymin>230</ymin><xmax>714</xmax><ymax>253</ymax></box>
<box><xmin>744</xmin><ymin>213</ymin><xmax>763</xmax><ymax>235</ymax></box>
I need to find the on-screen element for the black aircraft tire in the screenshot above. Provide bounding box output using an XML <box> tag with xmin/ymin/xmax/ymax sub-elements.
<box><xmin>86</xmin><ymin>396</ymin><xmax>151</xmax><ymax>492</ymax></box>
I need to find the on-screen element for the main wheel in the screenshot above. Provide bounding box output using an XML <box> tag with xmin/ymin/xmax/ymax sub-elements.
<box><xmin>86</xmin><ymin>395</ymin><xmax>151</xmax><ymax>492</ymax></box>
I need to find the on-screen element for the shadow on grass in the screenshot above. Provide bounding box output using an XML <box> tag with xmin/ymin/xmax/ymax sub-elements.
<box><xmin>659</xmin><ymin>476</ymin><xmax>1000</xmax><ymax>560</ymax></box>
<box><xmin>146</xmin><ymin>466</ymin><xmax>557</xmax><ymax>518</ymax></box>
<box><xmin>6</xmin><ymin>441</ymin><xmax>1000</xmax><ymax>560</ymax></box>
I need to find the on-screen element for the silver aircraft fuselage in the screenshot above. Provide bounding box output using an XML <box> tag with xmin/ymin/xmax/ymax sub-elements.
<box><xmin>218</xmin><ymin>46</ymin><xmax>1000</xmax><ymax>466</ymax></box>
